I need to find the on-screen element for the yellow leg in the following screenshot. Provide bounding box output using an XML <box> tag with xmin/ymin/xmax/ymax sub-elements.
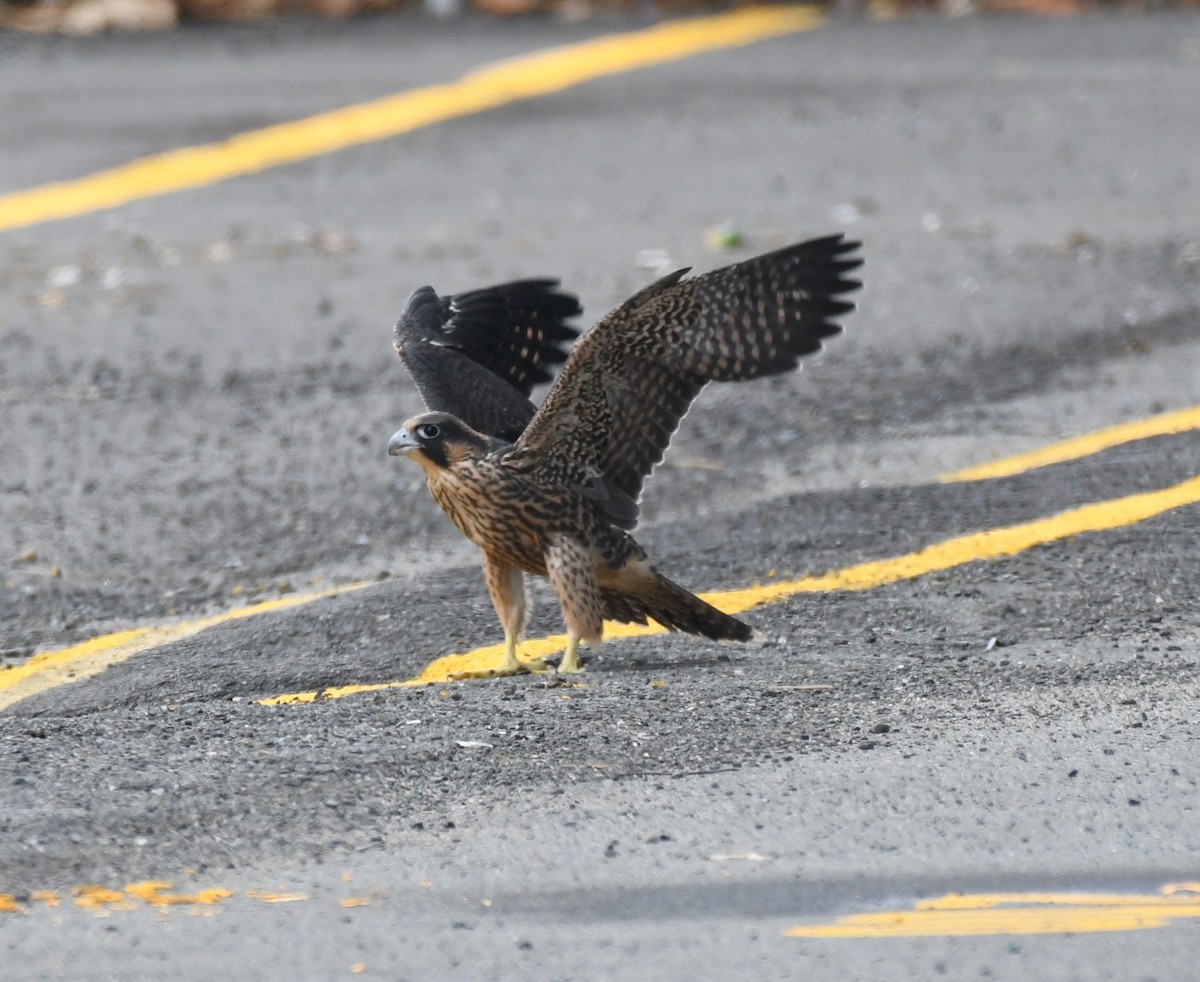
<box><xmin>497</xmin><ymin>632</ymin><xmax>523</xmax><ymax>674</ymax></box>
<box><xmin>450</xmin><ymin>632</ymin><xmax>551</xmax><ymax>680</ymax></box>
<box><xmin>557</xmin><ymin>636</ymin><xmax>585</xmax><ymax>674</ymax></box>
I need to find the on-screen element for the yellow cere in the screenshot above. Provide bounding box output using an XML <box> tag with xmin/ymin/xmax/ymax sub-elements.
<box><xmin>0</xmin><ymin>7</ymin><xmax>823</xmax><ymax>234</ymax></box>
<box><xmin>786</xmin><ymin>887</ymin><xmax>1200</xmax><ymax>939</ymax></box>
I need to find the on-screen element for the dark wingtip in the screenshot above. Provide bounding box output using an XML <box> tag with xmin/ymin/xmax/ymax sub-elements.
<box><xmin>395</xmin><ymin>277</ymin><xmax>584</xmax><ymax>401</ymax></box>
<box><xmin>394</xmin><ymin>285</ymin><xmax>447</xmax><ymax>350</ymax></box>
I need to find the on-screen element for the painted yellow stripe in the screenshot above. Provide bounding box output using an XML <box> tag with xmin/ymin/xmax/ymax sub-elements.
<box><xmin>917</xmin><ymin>890</ymin><xmax>1200</xmax><ymax>909</ymax></box>
<box><xmin>939</xmin><ymin>403</ymin><xmax>1200</xmax><ymax>483</ymax></box>
<box><xmin>0</xmin><ymin>581</ymin><xmax>371</xmax><ymax>712</ymax></box>
<box><xmin>261</xmin><ymin>471</ymin><xmax>1200</xmax><ymax>702</ymax></box>
<box><xmin>0</xmin><ymin>7</ymin><xmax>823</xmax><ymax>234</ymax></box>
<box><xmin>6</xmin><ymin>882</ymin><xmax>1196</xmax><ymax>923</ymax></box>
<box><xmin>786</xmin><ymin>889</ymin><xmax>1200</xmax><ymax>938</ymax></box>
<box><xmin>1</xmin><ymin>881</ymin><xmax>302</xmax><ymax>914</ymax></box>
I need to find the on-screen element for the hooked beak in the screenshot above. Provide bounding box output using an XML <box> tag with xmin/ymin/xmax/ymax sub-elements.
<box><xmin>387</xmin><ymin>427</ymin><xmax>420</xmax><ymax>457</ymax></box>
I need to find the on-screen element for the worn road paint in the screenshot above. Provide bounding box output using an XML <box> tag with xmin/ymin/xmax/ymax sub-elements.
<box><xmin>0</xmin><ymin>7</ymin><xmax>823</xmax><ymax>234</ymax></box>
<box><xmin>7</xmin><ymin>882</ymin><xmax>1197</xmax><ymax>927</ymax></box>
<box><xmin>261</xmin><ymin>470</ymin><xmax>1200</xmax><ymax>700</ymax></box>
<box><xmin>0</xmin><ymin>882</ymin><xmax>305</xmax><ymax>915</ymax></box>
<box><xmin>0</xmin><ymin>581</ymin><xmax>372</xmax><ymax>712</ymax></box>
<box><xmin>916</xmin><ymin>889</ymin><xmax>1200</xmax><ymax>909</ymax></box>
<box><xmin>939</xmin><ymin>403</ymin><xmax>1200</xmax><ymax>483</ymax></box>
<box><xmin>243</xmin><ymin>890</ymin><xmax>310</xmax><ymax>904</ymax></box>
<box><xmin>786</xmin><ymin>887</ymin><xmax>1200</xmax><ymax>938</ymax></box>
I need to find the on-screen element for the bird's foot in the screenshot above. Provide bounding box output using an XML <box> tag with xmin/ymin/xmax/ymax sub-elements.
<box><xmin>556</xmin><ymin>638</ymin><xmax>585</xmax><ymax>674</ymax></box>
<box><xmin>449</xmin><ymin>656</ymin><xmax>553</xmax><ymax>680</ymax></box>
<box><xmin>450</xmin><ymin>634</ymin><xmax>554</xmax><ymax>680</ymax></box>
<box><xmin>446</xmin><ymin>636</ymin><xmax>586</xmax><ymax>679</ymax></box>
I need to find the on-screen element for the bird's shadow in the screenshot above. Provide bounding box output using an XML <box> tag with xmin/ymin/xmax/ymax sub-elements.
<box><xmin>586</xmin><ymin>651</ymin><xmax>743</xmax><ymax>675</ymax></box>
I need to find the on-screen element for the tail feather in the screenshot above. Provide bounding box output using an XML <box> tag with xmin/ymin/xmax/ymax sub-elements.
<box><xmin>600</xmin><ymin>572</ymin><xmax>753</xmax><ymax>642</ymax></box>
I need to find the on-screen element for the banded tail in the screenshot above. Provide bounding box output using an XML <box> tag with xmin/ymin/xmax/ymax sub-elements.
<box><xmin>601</xmin><ymin>571</ymin><xmax>753</xmax><ymax>642</ymax></box>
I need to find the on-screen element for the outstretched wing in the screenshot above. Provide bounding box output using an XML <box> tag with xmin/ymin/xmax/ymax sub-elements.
<box><xmin>394</xmin><ymin>279</ymin><xmax>581</xmax><ymax>442</ymax></box>
<box><xmin>508</xmin><ymin>234</ymin><xmax>863</xmax><ymax>529</ymax></box>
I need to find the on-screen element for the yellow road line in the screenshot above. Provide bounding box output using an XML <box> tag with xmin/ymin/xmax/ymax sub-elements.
<box><xmin>786</xmin><ymin>887</ymin><xmax>1200</xmax><ymax>938</ymax></box>
<box><xmin>0</xmin><ymin>7</ymin><xmax>823</xmax><ymax>234</ymax></box>
<box><xmin>6</xmin><ymin>881</ymin><xmax>1197</xmax><ymax>924</ymax></box>
<box><xmin>261</xmin><ymin>471</ymin><xmax>1200</xmax><ymax>702</ymax></box>
<box><xmin>939</xmin><ymin>403</ymin><xmax>1200</xmax><ymax>483</ymax></box>
<box><xmin>916</xmin><ymin>889</ymin><xmax>1200</xmax><ymax>909</ymax></box>
<box><xmin>0</xmin><ymin>581</ymin><xmax>372</xmax><ymax>712</ymax></box>
<box><xmin>2</xmin><ymin>881</ymin><xmax>298</xmax><ymax>914</ymax></box>
<box><xmin>13</xmin><ymin>426</ymin><xmax>1199</xmax><ymax>710</ymax></box>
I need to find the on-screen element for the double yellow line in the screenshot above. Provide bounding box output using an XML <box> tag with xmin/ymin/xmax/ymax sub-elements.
<box><xmin>4</xmin><ymin>402</ymin><xmax>1195</xmax><ymax>711</ymax></box>
<box><xmin>1</xmin><ymin>7</ymin><xmax>1197</xmax><ymax>709</ymax></box>
<box><xmin>0</xmin><ymin>6</ymin><xmax>825</xmax><ymax>710</ymax></box>
<box><xmin>263</xmin><ymin>402</ymin><xmax>1200</xmax><ymax>696</ymax></box>
<box><xmin>267</xmin><ymin>464</ymin><xmax>1200</xmax><ymax>700</ymax></box>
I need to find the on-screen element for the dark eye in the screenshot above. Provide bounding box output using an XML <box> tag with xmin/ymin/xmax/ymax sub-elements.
<box><xmin>416</xmin><ymin>423</ymin><xmax>441</xmax><ymax>441</ymax></box>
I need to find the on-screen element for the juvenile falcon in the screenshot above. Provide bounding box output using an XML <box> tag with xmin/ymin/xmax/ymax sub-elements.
<box><xmin>389</xmin><ymin>234</ymin><xmax>863</xmax><ymax>676</ymax></box>
<box><xmin>393</xmin><ymin>278</ymin><xmax>581</xmax><ymax>442</ymax></box>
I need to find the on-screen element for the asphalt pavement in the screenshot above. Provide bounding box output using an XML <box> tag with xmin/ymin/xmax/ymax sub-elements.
<box><xmin>2</xmin><ymin>10</ymin><xmax>1199</xmax><ymax>980</ymax></box>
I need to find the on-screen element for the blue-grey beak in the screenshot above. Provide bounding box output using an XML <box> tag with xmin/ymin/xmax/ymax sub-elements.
<box><xmin>387</xmin><ymin>427</ymin><xmax>420</xmax><ymax>457</ymax></box>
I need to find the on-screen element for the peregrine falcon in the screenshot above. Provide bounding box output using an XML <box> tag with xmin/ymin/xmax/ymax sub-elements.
<box><xmin>389</xmin><ymin>234</ymin><xmax>863</xmax><ymax>677</ymax></box>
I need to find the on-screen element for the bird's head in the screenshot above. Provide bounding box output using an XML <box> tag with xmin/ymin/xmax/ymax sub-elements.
<box><xmin>387</xmin><ymin>412</ymin><xmax>491</xmax><ymax>472</ymax></box>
